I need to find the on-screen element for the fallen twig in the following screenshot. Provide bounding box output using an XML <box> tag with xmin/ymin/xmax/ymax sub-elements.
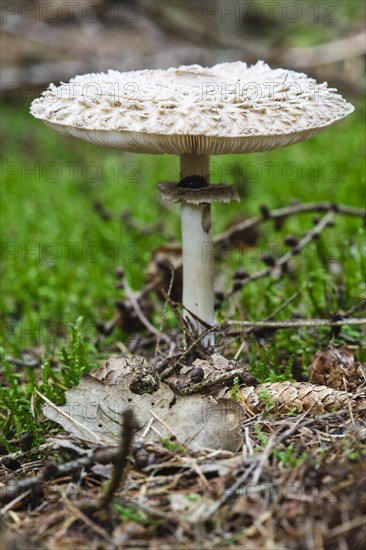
<box><xmin>169</xmin><ymin>313</ymin><xmax>365</xmax><ymax>364</ymax></box>
<box><xmin>172</xmin><ymin>368</ymin><xmax>249</xmax><ymax>396</ymax></box>
<box><xmin>1</xmin><ymin>411</ymin><xmax>138</xmax><ymax>509</ymax></box>
<box><xmin>228</xmin><ymin>211</ymin><xmax>335</xmax><ymax>296</ymax></box>
<box><xmin>1</xmin><ymin>444</ymin><xmax>116</xmax><ymax>504</ymax></box>
<box><xmin>124</xmin><ymin>279</ymin><xmax>171</xmax><ymax>344</ymax></box>
<box><xmin>0</xmin><ymin>442</ymin><xmax>53</xmax><ymax>463</ymax></box>
<box><xmin>64</xmin><ymin>500</ymin><xmax>114</xmax><ymax>544</ymax></box>
<box><xmin>216</xmin><ymin>202</ymin><xmax>365</xmax><ymax>250</ymax></box>
<box><xmin>141</xmin><ymin>202</ymin><xmax>365</xmax><ymax>303</ymax></box>
<box><xmin>226</xmin><ymin>317</ymin><xmax>366</xmax><ymax>334</ymax></box>
<box><xmin>283</xmin><ymin>32</ymin><xmax>366</xmax><ymax>67</ymax></box>
<box><xmin>234</xmin><ymin>292</ymin><xmax>300</xmax><ymax>359</ymax></box>
<box><xmin>155</xmin><ymin>267</ymin><xmax>175</xmax><ymax>359</ymax></box>
<box><xmin>1</xmin><ymin>453</ymin><xmax>94</xmax><ymax>504</ymax></box>
<box><xmin>203</xmin><ymin>462</ymin><xmax>257</xmax><ymax>521</ymax></box>
<box><xmin>80</xmin><ymin>409</ymin><xmax>138</xmax><ymax>515</ymax></box>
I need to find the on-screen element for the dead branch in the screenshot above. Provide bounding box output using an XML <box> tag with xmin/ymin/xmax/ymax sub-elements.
<box><xmin>172</xmin><ymin>368</ymin><xmax>248</xmax><ymax>396</ymax></box>
<box><xmin>226</xmin><ymin>317</ymin><xmax>366</xmax><ymax>333</ymax></box>
<box><xmin>91</xmin><ymin>409</ymin><xmax>138</xmax><ymax>512</ymax></box>
<box><xmin>216</xmin><ymin>202</ymin><xmax>365</xmax><ymax>249</ymax></box>
<box><xmin>1</xmin><ymin>445</ymin><xmax>114</xmax><ymax>504</ymax></box>
<box><xmin>228</xmin><ymin>211</ymin><xmax>336</xmax><ymax>296</ymax></box>
<box><xmin>124</xmin><ymin>279</ymin><xmax>171</xmax><ymax>344</ymax></box>
<box><xmin>283</xmin><ymin>32</ymin><xmax>366</xmax><ymax>68</ymax></box>
<box><xmin>203</xmin><ymin>462</ymin><xmax>257</xmax><ymax>521</ymax></box>
<box><xmin>0</xmin><ymin>442</ymin><xmax>53</xmax><ymax>463</ymax></box>
<box><xmin>168</xmin><ymin>316</ymin><xmax>366</xmax><ymax>360</ymax></box>
<box><xmin>64</xmin><ymin>500</ymin><xmax>114</xmax><ymax>544</ymax></box>
<box><xmin>141</xmin><ymin>202</ymin><xmax>365</xmax><ymax>302</ymax></box>
<box><xmin>1</xmin><ymin>410</ymin><xmax>138</xmax><ymax>508</ymax></box>
<box><xmin>1</xmin><ymin>454</ymin><xmax>93</xmax><ymax>504</ymax></box>
<box><xmin>143</xmin><ymin>3</ymin><xmax>366</xmax><ymax>68</ymax></box>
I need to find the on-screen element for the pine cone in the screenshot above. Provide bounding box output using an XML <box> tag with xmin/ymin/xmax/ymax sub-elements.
<box><xmin>236</xmin><ymin>381</ymin><xmax>365</xmax><ymax>414</ymax></box>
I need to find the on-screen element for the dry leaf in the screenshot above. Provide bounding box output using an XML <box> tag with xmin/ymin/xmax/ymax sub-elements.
<box><xmin>309</xmin><ymin>346</ymin><xmax>365</xmax><ymax>391</ymax></box>
<box><xmin>43</xmin><ymin>355</ymin><xmax>245</xmax><ymax>452</ymax></box>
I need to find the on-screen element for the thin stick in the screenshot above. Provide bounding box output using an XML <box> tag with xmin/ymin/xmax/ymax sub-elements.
<box><xmin>155</xmin><ymin>267</ymin><xmax>175</xmax><ymax>358</ymax></box>
<box><xmin>284</xmin><ymin>32</ymin><xmax>366</xmax><ymax>67</ymax></box>
<box><xmin>226</xmin><ymin>317</ymin><xmax>366</xmax><ymax>333</ymax></box>
<box><xmin>149</xmin><ymin>409</ymin><xmax>179</xmax><ymax>439</ymax></box>
<box><xmin>203</xmin><ymin>462</ymin><xmax>256</xmax><ymax>521</ymax></box>
<box><xmin>228</xmin><ymin>211</ymin><xmax>335</xmax><ymax>296</ymax></box>
<box><xmin>0</xmin><ymin>490</ymin><xmax>32</xmax><ymax>514</ymax></box>
<box><xmin>35</xmin><ymin>390</ymin><xmax>102</xmax><ymax>445</ymax></box>
<box><xmin>251</xmin><ymin>434</ymin><xmax>277</xmax><ymax>485</ymax></box>
<box><xmin>0</xmin><ymin>452</ymin><xmax>112</xmax><ymax>504</ymax></box>
<box><xmin>124</xmin><ymin>279</ymin><xmax>171</xmax><ymax>344</ymax></box>
<box><xmin>64</xmin><ymin>500</ymin><xmax>114</xmax><ymax>544</ymax></box>
<box><xmin>234</xmin><ymin>292</ymin><xmax>300</xmax><ymax>360</ymax></box>
<box><xmin>325</xmin><ymin>515</ymin><xmax>366</xmax><ymax>540</ymax></box>
<box><xmin>173</xmin><ymin>368</ymin><xmax>247</xmax><ymax>396</ymax></box>
<box><xmin>93</xmin><ymin>409</ymin><xmax>138</xmax><ymax>511</ymax></box>
<box><xmin>138</xmin><ymin>202</ymin><xmax>365</xmax><ymax>302</ymax></box>
<box><xmin>252</xmin><ymin>412</ymin><xmax>309</xmax><ymax>485</ymax></box>
<box><xmin>172</xmin><ymin>317</ymin><xmax>365</xmax><ymax>366</ymax></box>
<box><xmin>215</xmin><ymin>202</ymin><xmax>364</xmax><ymax>248</ymax></box>
<box><xmin>0</xmin><ymin>442</ymin><xmax>53</xmax><ymax>462</ymax></box>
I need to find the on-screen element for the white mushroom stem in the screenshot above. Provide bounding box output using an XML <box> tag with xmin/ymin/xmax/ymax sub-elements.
<box><xmin>180</xmin><ymin>154</ymin><xmax>215</xmax><ymax>344</ymax></box>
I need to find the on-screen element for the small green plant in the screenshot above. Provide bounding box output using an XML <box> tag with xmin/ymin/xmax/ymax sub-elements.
<box><xmin>254</xmin><ymin>423</ymin><xmax>269</xmax><ymax>447</ymax></box>
<box><xmin>39</xmin><ymin>359</ymin><xmax>66</xmax><ymax>405</ymax></box>
<box><xmin>285</xmin><ymin>407</ymin><xmax>300</xmax><ymax>417</ymax></box>
<box><xmin>112</xmin><ymin>503</ymin><xmax>146</xmax><ymax>525</ymax></box>
<box><xmin>230</xmin><ymin>375</ymin><xmax>240</xmax><ymax>401</ymax></box>
<box><xmin>348</xmin><ymin>451</ymin><xmax>361</xmax><ymax>461</ymax></box>
<box><xmin>276</xmin><ymin>444</ymin><xmax>307</xmax><ymax>468</ymax></box>
<box><xmin>159</xmin><ymin>437</ymin><xmax>185</xmax><ymax>453</ymax></box>
<box><xmin>59</xmin><ymin>317</ymin><xmax>96</xmax><ymax>387</ymax></box>
<box><xmin>39</xmin><ymin>317</ymin><xmax>97</xmax><ymax>404</ymax></box>
<box><xmin>0</xmin><ymin>433</ymin><xmax>16</xmax><ymax>453</ymax></box>
<box><xmin>251</xmin><ymin>344</ymin><xmax>295</xmax><ymax>383</ymax></box>
<box><xmin>254</xmin><ymin>424</ymin><xmax>306</xmax><ymax>468</ymax></box>
<box><xmin>186</xmin><ymin>493</ymin><xmax>201</xmax><ymax>502</ymax></box>
<box><xmin>0</xmin><ymin>318</ymin><xmax>97</xmax><ymax>443</ymax></box>
<box><xmin>0</xmin><ymin>349</ymin><xmax>42</xmax><ymax>441</ymax></box>
<box><xmin>259</xmin><ymin>387</ymin><xmax>276</xmax><ymax>413</ymax></box>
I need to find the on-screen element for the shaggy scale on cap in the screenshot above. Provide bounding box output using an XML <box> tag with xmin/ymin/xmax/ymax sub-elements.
<box><xmin>30</xmin><ymin>61</ymin><xmax>354</xmax><ymax>155</ymax></box>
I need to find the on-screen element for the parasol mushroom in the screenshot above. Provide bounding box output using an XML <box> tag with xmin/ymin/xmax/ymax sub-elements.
<box><xmin>30</xmin><ymin>61</ymin><xmax>354</xmax><ymax>345</ymax></box>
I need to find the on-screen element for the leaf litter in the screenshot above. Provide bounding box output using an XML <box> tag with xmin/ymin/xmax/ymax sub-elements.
<box><xmin>42</xmin><ymin>355</ymin><xmax>246</xmax><ymax>452</ymax></box>
<box><xmin>1</xmin><ymin>348</ymin><xmax>365</xmax><ymax>549</ymax></box>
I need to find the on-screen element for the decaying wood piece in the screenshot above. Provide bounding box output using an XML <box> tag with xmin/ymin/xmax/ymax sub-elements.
<box><xmin>174</xmin><ymin>353</ymin><xmax>258</xmax><ymax>394</ymax></box>
<box><xmin>233</xmin><ymin>381</ymin><xmax>365</xmax><ymax>414</ymax></box>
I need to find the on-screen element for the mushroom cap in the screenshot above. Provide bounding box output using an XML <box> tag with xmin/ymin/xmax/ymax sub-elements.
<box><xmin>30</xmin><ymin>61</ymin><xmax>354</xmax><ymax>155</ymax></box>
